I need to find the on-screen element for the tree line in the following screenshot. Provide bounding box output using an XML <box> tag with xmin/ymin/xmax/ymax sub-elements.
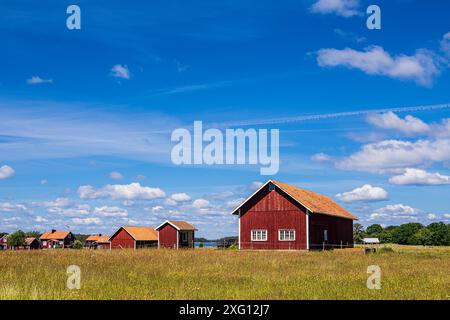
<box><xmin>353</xmin><ymin>222</ymin><xmax>450</xmax><ymax>246</ymax></box>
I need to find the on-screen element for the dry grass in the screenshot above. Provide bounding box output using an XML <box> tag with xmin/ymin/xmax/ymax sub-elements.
<box><xmin>0</xmin><ymin>245</ymin><xmax>449</xmax><ymax>300</ymax></box>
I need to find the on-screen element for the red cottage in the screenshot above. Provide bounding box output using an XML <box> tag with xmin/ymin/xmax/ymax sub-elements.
<box><xmin>85</xmin><ymin>234</ymin><xmax>110</xmax><ymax>249</ymax></box>
<box><xmin>40</xmin><ymin>230</ymin><xmax>75</xmax><ymax>249</ymax></box>
<box><xmin>156</xmin><ymin>220</ymin><xmax>197</xmax><ymax>249</ymax></box>
<box><xmin>109</xmin><ymin>226</ymin><xmax>158</xmax><ymax>249</ymax></box>
<box><xmin>231</xmin><ymin>180</ymin><xmax>357</xmax><ymax>250</ymax></box>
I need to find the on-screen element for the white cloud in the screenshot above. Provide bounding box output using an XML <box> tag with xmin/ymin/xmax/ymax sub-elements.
<box><xmin>0</xmin><ymin>202</ymin><xmax>28</xmax><ymax>212</ymax></box>
<box><xmin>40</xmin><ymin>179</ymin><xmax>48</xmax><ymax>185</ymax></box>
<box><xmin>444</xmin><ymin>214</ymin><xmax>450</xmax><ymax>219</ymax></box>
<box><xmin>249</xmin><ymin>181</ymin><xmax>263</xmax><ymax>191</ymax></box>
<box><xmin>192</xmin><ymin>199</ymin><xmax>210</xmax><ymax>209</ymax></box>
<box><xmin>226</xmin><ymin>198</ymin><xmax>245</xmax><ymax>209</ymax></box>
<box><xmin>0</xmin><ymin>165</ymin><xmax>15</xmax><ymax>179</ymax></box>
<box><xmin>336</xmin><ymin>184</ymin><xmax>388</xmax><ymax>202</ymax></box>
<box><xmin>368</xmin><ymin>204</ymin><xmax>420</xmax><ymax>221</ymax></box>
<box><xmin>440</xmin><ymin>32</ymin><xmax>450</xmax><ymax>58</ymax></box>
<box><xmin>427</xmin><ymin>213</ymin><xmax>437</xmax><ymax>220</ymax></box>
<box><xmin>38</xmin><ymin>197</ymin><xmax>71</xmax><ymax>208</ymax></box>
<box><xmin>72</xmin><ymin>217</ymin><xmax>102</xmax><ymax>225</ymax></box>
<box><xmin>93</xmin><ymin>206</ymin><xmax>128</xmax><ymax>217</ymax></box>
<box><xmin>317</xmin><ymin>46</ymin><xmax>440</xmax><ymax>86</ymax></box>
<box><xmin>170</xmin><ymin>193</ymin><xmax>191</xmax><ymax>202</ymax></box>
<box><xmin>389</xmin><ymin>168</ymin><xmax>450</xmax><ymax>186</ymax></box>
<box><xmin>109</xmin><ymin>171</ymin><xmax>124</xmax><ymax>180</ymax></box>
<box><xmin>367</xmin><ymin>112</ymin><xmax>430</xmax><ymax>134</ymax></box>
<box><xmin>164</xmin><ymin>198</ymin><xmax>178</xmax><ymax>206</ymax></box>
<box><xmin>311</xmin><ymin>153</ymin><xmax>331</xmax><ymax>162</ymax></box>
<box><xmin>49</xmin><ymin>204</ymin><xmax>91</xmax><ymax>217</ymax></box>
<box><xmin>336</xmin><ymin>139</ymin><xmax>450</xmax><ymax>172</ymax></box>
<box><xmin>150</xmin><ymin>206</ymin><xmax>164</xmax><ymax>213</ymax></box>
<box><xmin>122</xmin><ymin>200</ymin><xmax>134</xmax><ymax>207</ymax></box>
<box><xmin>110</xmin><ymin>64</ymin><xmax>130</xmax><ymax>79</ymax></box>
<box><xmin>34</xmin><ymin>215</ymin><xmax>48</xmax><ymax>223</ymax></box>
<box><xmin>26</xmin><ymin>76</ymin><xmax>53</xmax><ymax>85</ymax></box>
<box><xmin>310</xmin><ymin>0</ymin><xmax>361</xmax><ymax>17</ymax></box>
<box><xmin>78</xmin><ymin>182</ymin><xmax>166</xmax><ymax>200</ymax></box>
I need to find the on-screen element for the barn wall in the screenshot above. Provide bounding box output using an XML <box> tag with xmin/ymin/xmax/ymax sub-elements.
<box><xmin>158</xmin><ymin>224</ymin><xmax>178</xmax><ymax>248</ymax></box>
<box><xmin>309</xmin><ymin>214</ymin><xmax>353</xmax><ymax>249</ymax></box>
<box><xmin>110</xmin><ymin>228</ymin><xmax>135</xmax><ymax>249</ymax></box>
<box><xmin>240</xmin><ymin>186</ymin><xmax>307</xmax><ymax>250</ymax></box>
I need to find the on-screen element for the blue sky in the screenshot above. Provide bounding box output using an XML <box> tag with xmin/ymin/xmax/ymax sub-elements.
<box><xmin>1</xmin><ymin>0</ymin><xmax>449</xmax><ymax>238</ymax></box>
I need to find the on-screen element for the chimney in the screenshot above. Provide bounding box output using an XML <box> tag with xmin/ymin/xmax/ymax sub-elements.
<box><xmin>51</xmin><ymin>229</ymin><xmax>56</xmax><ymax>233</ymax></box>
<box><xmin>99</xmin><ymin>233</ymin><xmax>102</xmax><ymax>236</ymax></box>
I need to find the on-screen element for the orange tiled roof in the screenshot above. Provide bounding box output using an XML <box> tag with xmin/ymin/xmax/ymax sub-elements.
<box><xmin>168</xmin><ymin>220</ymin><xmax>197</xmax><ymax>231</ymax></box>
<box><xmin>97</xmin><ymin>235</ymin><xmax>110</xmax><ymax>243</ymax></box>
<box><xmin>122</xmin><ymin>226</ymin><xmax>158</xmax><ymax>241</ymax></box>
<box><xmin>272</xmin><ymin>180</ymin><xmax>357</xmax><ymax>220</ymax></box>
<box><xmin>86</xmin><ymin>235</ymin><xmax>100</xmax><ymax>242</ymax></box>
<box><xmin>40</xmin><ymin>231</ymin><xmax>70</xmax><ymax>240</ymax></box>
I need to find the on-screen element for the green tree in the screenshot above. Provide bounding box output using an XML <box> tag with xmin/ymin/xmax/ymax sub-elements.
<box><xmin>72</xmin><ymin>240</ymin><xmax>83</xmax><ymax>249</ymax></box>
<box><xmin>427</xmin><ymin>222</ymin><xmax>450</xmax><ymax>246</ymax></box>
<box><xmin>7</xmin><ymin>230</ymin><xmax>26</xmax><ymax>248</ymax></box>
<box><xmin>392</xmin><ymin>223</ymin><xmax>423</xmax><ymax>245</ymax></box>
<box><xmin>366</xmin><ymin>224</ymin><xmax>383</xmax><ymax>236</ymax></box>
<box><xmin>25</xmin><ymin>231</ymin><xmax>41</xmax><ymax>238</ymax></box>
<box><xmin>379</xmin><ymin>230</ymin><xmax>394</xmax><ymax>243</ymax></box>
<box><xmin>412</xmin><ymin>228</ymin><xmax>433</xmax><ymax>246</ymax></box>
<box><xmin>353</xmin><ymin>223</ymin><xmax>365</xmax><ymax>243</ymax></box>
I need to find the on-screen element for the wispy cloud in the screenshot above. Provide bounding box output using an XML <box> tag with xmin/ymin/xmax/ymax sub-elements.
<box><xmin>222</xmin><ymin>103</ymin><xmax>450</xmax><ymax>127</ymax></box>
<box><xmin>26</xmin><ymin>76</ymin><xmax>53</xmax><ymax>85</ymax></box>
<box><xmin>317</xmin><ymin>46</ymin><xmax>441</xmax><ymax>86</ymax></box>
<box><xmin>310</xmin><ymin>0</ymin><xmax>362</xmax><ymax>17</ymax></box>
<box><xmin>0</xmin><ymin>99</ymin><xmax>179</xmax><ymax>162</ymax></box>
<box><xmin>110</xmin><ymin>64</ymin><xmax>130</xmax><ymax>79</ymax></box>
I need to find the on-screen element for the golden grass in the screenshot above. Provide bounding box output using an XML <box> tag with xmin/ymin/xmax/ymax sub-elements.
<box><xmin>0</xmin><ymin>245</ymin><xmax>449</xmax><ymax>300</ymax></box>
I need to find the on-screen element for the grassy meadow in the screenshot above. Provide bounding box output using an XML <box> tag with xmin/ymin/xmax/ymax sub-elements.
<box><xmin>0</xmin><ymin>245</ymin><xmax>449</xmax><ymax>300</ymax></box>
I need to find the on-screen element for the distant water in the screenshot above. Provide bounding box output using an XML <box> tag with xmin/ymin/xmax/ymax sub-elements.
<box><xmin>194</xmin><ymin>242</ymin><xmax>218</xmax><ymax>248</ymax></box>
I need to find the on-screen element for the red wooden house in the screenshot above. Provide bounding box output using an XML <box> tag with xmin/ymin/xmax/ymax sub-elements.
<box><xmin>231</xmin><ymin>180</ymin><xmax>357</xmax><ymax>250</ymax></box>
<box><xmin>109</xmin><ymin>226</ymin><xmax>158</xmax><ymax>249</ymax></box>
<box><xmin>0</xmin><ymin>234</ymin><xmax>9</xmax><ymax>250</ymax></box>
<box><xmin>155</xmin><ymin>220</ymin><xmax>197</xmax><ymax>249</ymax></box>
<box><xmin>85</xmin><ymin>234</ymin><xmax>110</xmax><ymax>249</ymax></box>
<box><xmin>40</xmin><ymin>230</ymin><xmax>75</xmax><ymax>249</ymax></box>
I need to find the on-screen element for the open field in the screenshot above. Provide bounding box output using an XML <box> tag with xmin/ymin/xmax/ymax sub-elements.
<box><xmin>1</xmin><ymin>245</ymin><xmax>449</xmax><ymax>300</ymax></box>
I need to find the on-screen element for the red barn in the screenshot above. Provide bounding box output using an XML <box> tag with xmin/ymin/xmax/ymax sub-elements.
<box><xmin>40</xmin><ymin>230</ymin><xmax>74</xmax><ymax>249</ymax></box>
<box><xmin>231</xmin><ymin>180</ymin><xmax>357</xmax><ymax>250</ymax></box>
<box><xmin>156</xmin><ymin>220</ymin><xmax>197</xmax><ymax>249</ymax></box>
<box><xmin>109</xmin><ymin>226</ymin><xmax>158</xmax><ymax>249</ymax></box>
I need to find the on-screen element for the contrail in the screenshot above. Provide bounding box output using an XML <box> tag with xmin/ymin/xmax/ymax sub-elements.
<box><xmin>220</xmin><ymin>103</ymin><xmax>450</xmax><ymax>127</ymax></box>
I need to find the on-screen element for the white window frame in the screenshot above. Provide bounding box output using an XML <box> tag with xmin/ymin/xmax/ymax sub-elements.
<box><xmin>251</xmin><ymin>229</ymin><xmax>268</xmax><ymax>242</ymax></box>
<box><xmin>278</xmin><ymin>229</ymin><xmax>296</xmax><ymax>241</ymax></box>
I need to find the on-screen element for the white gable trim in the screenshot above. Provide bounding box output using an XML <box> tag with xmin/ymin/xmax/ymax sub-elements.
<box><xmin>155</xmin><ymin>220</ymin><xmax>181</xmax><ymax>231</ymax></box>
<box><xmin>230</xmin><ymin>180</ymin><xmax>314</xmax><ymax>215</ymax></box>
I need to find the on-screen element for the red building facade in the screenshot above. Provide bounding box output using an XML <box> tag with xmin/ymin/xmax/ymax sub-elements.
<box><xmin>232</xmin><ymin>180</ymin><xmax>357</xmax><ymax>250</ymax></box>
<box><xmin>156</xmin><ymin>220</ymin><xmax>197</xmax><ymax>249</ymax></box>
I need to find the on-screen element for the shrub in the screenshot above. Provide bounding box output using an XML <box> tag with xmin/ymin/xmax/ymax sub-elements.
<box><xmin>72</xmin><ymin>240</ymin><xmax>83</xmax><ymax>249</ymax></box>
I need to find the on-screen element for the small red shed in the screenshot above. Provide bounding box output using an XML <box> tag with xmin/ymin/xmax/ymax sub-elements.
<box><xmin>109</xmin><ymin>226</ymin><xmax>158</xmax><ymax>249</ymax></box>
<box><xmin>231</xmin><ymin>180</ymin><xmax>357</xmax><ymax>250</ymax></box>
<box><xmin>156</xmin><ymin>220</ymin><xmax>197</xmax><ymax>249</ymax></box>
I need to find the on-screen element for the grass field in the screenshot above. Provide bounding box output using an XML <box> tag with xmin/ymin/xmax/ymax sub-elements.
<box><xmin>0</xmin><ymin>245</ymin><xmax>449</xmax><ymax>300</ymax></box>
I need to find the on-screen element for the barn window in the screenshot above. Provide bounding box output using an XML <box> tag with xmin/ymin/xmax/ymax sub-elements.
<box><xmin>180</xmin><ymin>231</ymin><xmax>188</xmax><ymax>242</ymax></box>
<box><xmin>269</xmin><ymin>183</ymin><xmax>275</xmax><ymax>191</ymax></box>
<box><xmin>324</xmin><ymin>230</ymin><xmax>328</xmax><ymax>242</ymax></box>
<box><xmin>251</xmin><ymin>230</ymin><xmax>267</xmax><ymax>241</ymax></box>
<box><xmin>278</xmin><ymin>229</ymin><xmax>295</xmax><ymax>241</ymax></box>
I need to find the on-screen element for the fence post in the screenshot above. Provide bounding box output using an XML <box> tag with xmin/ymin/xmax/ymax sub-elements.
<box><xmin>340</xmin><ymin>240</ymin><xmax>343</xmax><ymax>249</ymax></box>
<box><xmin>322</xmin><ymin>241</ymin><xmax>325</xmax><ymax>251</ymax></box>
